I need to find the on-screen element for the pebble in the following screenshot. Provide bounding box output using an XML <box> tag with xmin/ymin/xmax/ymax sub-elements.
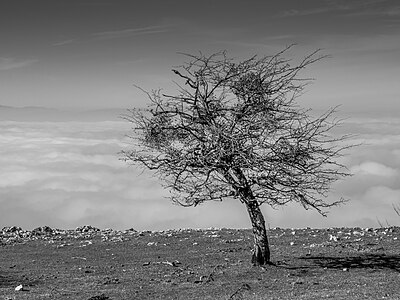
<box><xmin>15</xmin><ymin>284</ymin><xmax>24</xmax><ymax>291</ymax></box>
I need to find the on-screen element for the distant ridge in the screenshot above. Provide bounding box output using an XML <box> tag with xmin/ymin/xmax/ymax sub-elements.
<box><xmin>0</xmin><ymin>106</ymin><xmax>126</xmax><ymax>122</ymax></box>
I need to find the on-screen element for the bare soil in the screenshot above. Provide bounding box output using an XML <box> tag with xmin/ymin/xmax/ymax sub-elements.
<box><xmin>1</xmin><ymin>225</ymin><xmax>399</xmax><ymax>299</ymax></box>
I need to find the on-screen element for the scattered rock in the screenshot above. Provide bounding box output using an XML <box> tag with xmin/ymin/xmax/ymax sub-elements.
<box><xmin>139</xmin><ymin>230</ymin><xmax>152</xmax><ymax>236</ymax></box>
<box><xmin>76</xmin><ymin>225</ymin><xmax>100</xmax><ymax>233</ymax></box>
<box><xmin>225</xmin><ymin>239</ymin><xmax>243</xmax><ymax>243</ymax></box>
<box><xmin>103</xmin><ymin>277</ymin><xmax>120</xmax><ymax>284</ymax></box>
<box><xmin>15</xmin><ymin>284</ymin><xmax>24</xmax><ymax>291</ymax></box>
<box><xmin>124</xmin><ymin>228</ymin><xmax>137</xmax><ymax>234</ymax></box>
<box><xmin>163</xmin><ymin>260</ymin><xmax>181</xmax><ymax>267</ymax></box>
<box><xmin>352</xmin><ymin>231</ymin><xmax>364</xmax><ymax>236</ymax></box>
<box><xmin>329</xmin><ymin>234</ymin><xmax>338</xmax><ymax>242</ymax></box>
<box><xmin>87</xmin><ymin>294</ymin><xmax>110</xmax><ymax>300</ymax></box>
<box><xmin>32</xmin><ymin>226</ymin><xmax>54</xmax><ymax>236</ymax></box>
<box><xmin>2</xmin><ymin>226</ymin><xmax>23</xmax><ymax>233</ymax></box>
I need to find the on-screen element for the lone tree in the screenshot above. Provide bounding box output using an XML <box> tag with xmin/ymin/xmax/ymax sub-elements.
<box><xmin>394</xmin><ymin>204</ymin><xmax>400</xmax><ymax>217</ymax></box>
<box><xmin>122</xmin><ymin>47</ymin><xmax>351</xmax><ymax>265</ymax></box>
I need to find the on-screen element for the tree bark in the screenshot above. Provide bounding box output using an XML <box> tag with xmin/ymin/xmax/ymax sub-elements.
<box><xmin>245</xmin><ymin>200</ymin><xmax>271</xmax><ymax>266</ymax></box>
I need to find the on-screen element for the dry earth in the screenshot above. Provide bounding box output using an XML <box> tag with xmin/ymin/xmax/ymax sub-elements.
<box><xmin>1</xmin><ymin>225</ymin><xmax>399</xmax><ymax>299</ymax></box>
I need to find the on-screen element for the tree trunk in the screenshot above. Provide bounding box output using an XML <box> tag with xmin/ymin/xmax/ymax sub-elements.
<box><xmin>245</xmin><ymin>200</ymin><xmax>271</xmax><ymax>266</ymax></box>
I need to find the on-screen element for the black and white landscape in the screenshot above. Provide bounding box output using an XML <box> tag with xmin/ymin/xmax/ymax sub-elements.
<box><xmin>0</xmin><ymin>1</ymin><xmax>400</xmax><ymax>298</ymax></box>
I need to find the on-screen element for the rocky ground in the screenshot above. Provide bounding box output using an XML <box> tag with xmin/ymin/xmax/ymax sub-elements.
<box><xmin>1</xmin><ymin>225</ymin><xmax>399</xmax><ymax>299</ymax></box>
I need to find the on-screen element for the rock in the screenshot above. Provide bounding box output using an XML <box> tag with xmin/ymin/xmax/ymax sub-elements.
<box><xmin>32</xmin><ymin>226</ymin><xmax>54</xmax><ymax>236</ymax></box>
<box><xmin>163</xmin><ymin>260</ymin><xmax>181</xmax><ymax>267</ymax></box>
<box><xmin>352</xmin><ymin>231</ymin><xmax>364</xmax><ymax>236</ymax></box>
<box><xmin>87</xmin><ymin>294</ymin><xmax>110</xmax><ymax>300</ymax></box>
<box><xmin>390</xmin><ymin>226</ymin><xmax>400</xmax><ymax>233</ymax></box>
<box><xmin>103</xmin><ymin>277</ymin><xmax>120</xmax><ymax>285</ymax></box>
<box><xmin>76</xmin><ymin>225</ymin><xmax>100</xmax><ymax>233</ymax></box>
<box><xmin>15</xmin><ymin>284</ymin><xmax>24</xmax><ymax>291</ymax></box>
<box><xmin>2</xmin><ymin>226</ymin><xmax>22</xmax><ymax>233</ymax></box>
<box><xmin>329</xmin><ymin>235</ymin><xmax>338</xmax><ymax>242</ymax></box>
<box><xmin>139</xmin><ymin>230</ymin><xmax>152</xmax><ymax>236</ymax></box>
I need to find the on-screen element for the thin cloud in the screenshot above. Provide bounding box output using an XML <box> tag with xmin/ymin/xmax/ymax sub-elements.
<box><xmin>330</xmin><ymin>0</ymin><xmax>400</xmax><ymax>17</ymax></box>
<box><xmin>0</xmin><ymin>58</ymin><xmax>38</xmax><ymax>71</ymax></box>
<box><xmin>279</xmin><ymin>0</ymin><xmax>397</xmax><ymax>18</ymax></box>
<box><xmin>343</xmin><ymin>5</ymin><xmax>400</xmax><ymax>17</ymax></box>
<box><xmin>93</xmin><ymin>25</ymin><xmax>168</xmax><ymax>40</ymax></box>
<box><xmin>78</xmin><ymin>1</ymin><xmax>115</xmax><ymax>6</ymax></box>
<box><xmin>281</xmin><ymin>7</ymin><xmax>336</xmax><ymax>17</ymax></box>
<box><xmin>52</xmin><ymin>39</ymin><xmax>75</xmax><ymax>46</ymax></box>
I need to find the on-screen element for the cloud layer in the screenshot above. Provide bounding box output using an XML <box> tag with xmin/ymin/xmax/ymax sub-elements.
<box><xmin>0</xmin><ymin>114</ymin><xmax>399</xmax><ymax>230</ymax></box>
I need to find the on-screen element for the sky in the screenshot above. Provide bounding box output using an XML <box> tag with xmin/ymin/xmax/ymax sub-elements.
<box><xmin>0</xmin><ymin>0</ymin><xmax>400</xmax><ymax>230</ymax></box>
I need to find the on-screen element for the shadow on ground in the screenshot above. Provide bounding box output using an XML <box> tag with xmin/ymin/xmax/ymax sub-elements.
<box><xmin>291</xmin><ymin>254</ymin><xmax>400</xmax><ymax>272</ymax></box>
<box><xmin>0</xmin><ymin>270</ymin><xmax>41</xmax><ymax>288</ymax></box>
<box><xmin>0</xmin><ymin>271</ymin><xmax>19</xmax><ymax>288</ymax></box>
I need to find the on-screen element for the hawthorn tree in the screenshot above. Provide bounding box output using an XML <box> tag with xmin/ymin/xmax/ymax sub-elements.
<box><xmin>394</xmin><ymin>204</ymin><xmax>400</xmax><ymax>217</ymax></box>
<box><xmin>122</xmin><ymin>47</ymin><xmax>351</xmax><ymax>265</ymax></box>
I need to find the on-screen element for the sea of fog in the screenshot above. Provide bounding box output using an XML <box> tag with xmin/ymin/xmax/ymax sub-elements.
<box><xmin>0</xmin><ymin>107</ymin><xmax>399</xmax><ymax>230</ymax></box>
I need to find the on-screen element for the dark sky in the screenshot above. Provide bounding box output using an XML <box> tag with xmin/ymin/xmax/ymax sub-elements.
<box><xmin>1</xmin><ymin>0</ymin><xmax>399</xmax><ymax>112</ymax></box>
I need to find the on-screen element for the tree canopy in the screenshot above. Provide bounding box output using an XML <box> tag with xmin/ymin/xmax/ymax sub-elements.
<box><xmin>122</xmin><ymin>47</ymin><xmax>351</xmax><ymax>216</ymax></box>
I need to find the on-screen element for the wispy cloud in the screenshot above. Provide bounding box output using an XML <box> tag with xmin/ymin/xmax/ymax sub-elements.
<box><xmin>279</xmin><ymin>0</ymin><xmax>399</xmax><ymax>18</ymax></box>
<box><xmin>52</xmin><ymin>39</ymin><xmax>75</xmax><ymax>46</ymax></box>
<box><xmin>78</xmin><ymin>0</ymin><xmax>115</xmax><ymax>6</ymax></box>
<box><xmin>0</xmin><ymin>58</ymin><xmax>38</xmax><ymax>71</ymax></box>
<box><xmin>93</xmin><ymin>25</ymin><xmax>168</xmax><ymax>40</ymax></box>
<box><xmin>330</xmin><ymin>0</ymin><xmax>400</xmax><ymax>18</ymax></box>
<box><xmin>281</xmin><ymin>7</ymin><xmax>336</xmax><ymax>17</ymax></box>
<box><xmin>343</xmin><ymin>5</ymin><xmax>400</xmax><ymax>17</ymax></box>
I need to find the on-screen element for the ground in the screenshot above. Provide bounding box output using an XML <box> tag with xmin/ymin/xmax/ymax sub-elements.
<box><xmin>1</xmin><ymin>225</ymin><xmax>399</xmax><ymax>299</ymax></box>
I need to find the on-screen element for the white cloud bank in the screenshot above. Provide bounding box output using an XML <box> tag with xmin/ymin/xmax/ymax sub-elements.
<box><xmin>351</xmin><ymin>161</ymin><xmax>398</xmax><ymax>177</ymax></box>
<box><xmin>0</xmin><ymin>114</ymin><xmax>399</xmax><ymax>230</ymax></box>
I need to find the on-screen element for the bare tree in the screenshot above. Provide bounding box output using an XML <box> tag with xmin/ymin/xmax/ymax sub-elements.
<box><xmin>121</xmin><ymin>47</ymin><xmax>352</xmax><ymax>265</ymax></box>
<box><xmin>394</xmin><ymin>204</ymin><xmax>400</xmax><ymax>217</ymax></box>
